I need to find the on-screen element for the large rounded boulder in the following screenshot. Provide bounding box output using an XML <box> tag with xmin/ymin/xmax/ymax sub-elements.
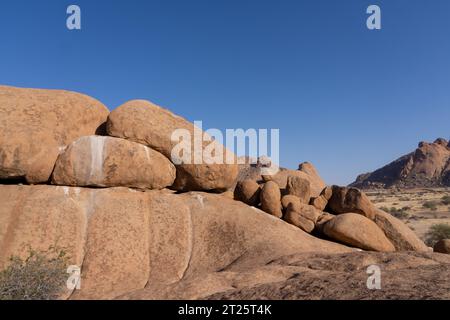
<box><xmin>323</xmin><ymin>213</ymin><xmax>395</xmax><ymax>252</ymax></box>
<box><xmin>106</xmin><ymin>100</ymin><xmax>238</xmax><ymax>192</ymax></box>
<box><xmin>260</xmin><ymin>181</ymin><xmax>282</xmax><ymax>218</ymax></box>
<box><xmin>0</xmin><ymin>86</ymin><xmax>109</xmax><ymax>184</ymax></box>
<box><xmin>234</xmin><ymin>179</ymin><xmax>261</xmax><ymax>206</ymax></box>
<box><xmin>52</xmin><ymin>136</ymin><xmax>176</xmax><ymax>189</ymax></box>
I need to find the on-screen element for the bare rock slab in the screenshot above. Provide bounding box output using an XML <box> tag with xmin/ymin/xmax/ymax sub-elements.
<box><xmin>0</xmin><ymin>185</ymin><xmax>351</xmax><ymax>300</ymax></box>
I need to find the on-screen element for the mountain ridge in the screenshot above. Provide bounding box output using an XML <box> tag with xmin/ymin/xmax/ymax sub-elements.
<box><xmin>350</xmin><ymin>138</ymin><xmax>450</xmax><ymax>189</ymax></box>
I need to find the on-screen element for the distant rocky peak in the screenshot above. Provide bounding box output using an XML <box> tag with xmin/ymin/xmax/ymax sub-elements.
<box><xmin>350</xmin><ymin>137</ymin><xmax>450</xmax><ymax>189</ymax></box>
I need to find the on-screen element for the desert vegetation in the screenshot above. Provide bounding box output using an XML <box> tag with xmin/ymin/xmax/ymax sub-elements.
<box><xmin>423</xmin><ymin>201</ymin><xmax>439</xmax><ymax>211</ymax></box>
<box><xmin>0</xmin><ymin>247</ymin><xmax>68</xmax><ymax>300</ymax></box>
<box><xmin>424</xmin><ymin>223</ymin><xmax>450</xmax><ymax>247</ymax></box>
<box><xmin>368</xmin><ymin>188</ymin><xmax>450</xmax><ymax>242</ymax></box>
<box><xmin>380</xmin><ymin>206</ymin><xmax>411</xmax><ymax>220</ymax></box>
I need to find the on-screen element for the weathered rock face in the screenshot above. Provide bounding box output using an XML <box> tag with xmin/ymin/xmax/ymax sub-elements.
<box><xmin>260</xmin><ymin>181</ymin><xmax>282</xmax><ymax>218</ymax></box>
<box><xmin>0</xmin><ymin>86</ymin><xmax>109</xmax><ymax>184</ymax></box>
<box><xmin>286</xmin><ymin>202</ymin><xmax>321</xmax><ymax>224</ymax></box>
<box><xmin>286</xmin><ymin>176</ymin><xmax>311</xmax><ymax>203</ymax></box>
<box><xmin>107</xmin><ymin>100</ymin><xmax>238</xmax><ymax>192</ymax></box>
<box><xmin>315</xmin><ymin>212</ymin><xmax>335</xmax><ymax>234</ymax></box>
<box><xmin>326</xmin><ymin>186</ymin><xmax>377</xmax><ymax>220</ymax></box>
<box><xmin>323</xmin><ymin>213</ymin><xmax>395</xmax><ymax>252</ymax></box>
<box><xmin>310</xmin><ymin>186</ymin><xmax>333</xmax><ymax>211</ymax></box>
<box><xmin>434</xmin><ymin>239</ymin><xmax>450</xmax><ymax>254</ymax></box>
<box><xmin>310</xmin><ymin>196</ymin><xmax>327</xmax><ymax>211</ymax></box>
<box><xmin>52</xmin><ymin>136</ymin><xmax>175</xmax><ymax>189</ymax></box>
<box><xmin>281</xmin><ymin>195</ymin><xmax>301</xmax><ymax>210</ymax></box>
<box><xmin>268</xmin><ymin>168</ymin><xmax>326</xmax><ymax>198</ymax></box>
<box><xmin>234</xmin><ymin>180</ymin><xmax>260</xmax><ymax>206</ymax></box>
<box><xmin>0</xmin><ymin>185</ymin><xmax>350</xmax><ymax>300</ymax></box>
<box><xmin>284</xmin><ymin>203</ymin><xmax>319</xmax><ymax>233</ymax></box>
<box><xmin>373</xmin><ymin>209</ymin><xmax>429</xmax><ymax>252</ymax></box>
<box><xmin>298</xmin><ymin>162</ymin><xmax>326</xmax><ymax>191</ymax></box>
<box><xmin>350</xmin><ymin>138</ymin><xmax>450</xmax><ymax>189</ymax></box>
<box><xmin>284</xmin><ymin>212</ymin><xmax>315</xmax><ymax>233</ymax></box>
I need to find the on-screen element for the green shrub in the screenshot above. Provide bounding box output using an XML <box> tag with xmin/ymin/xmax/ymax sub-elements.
<box><xmin>423</xmin><ymin>201</ymin><xmax>439</xmax><ymax>211</ymax></box>
<box><xmin>441</xmin><ymin>195</ymin><xmax>450</xmax><ymax>206</ymax></box>
<box><xmin>380</xmin><ymin>206</ymin><xmax>410</xmax><ymax>220</ymax></box>
<box><xmin>0</xmin><ymin>247</ymin><xmax>68</xmax><ymax>300</ymax></box>
<box><xmin>425</xmin><ymin>224</ymin><xmax>450</xmax><ymax>247</ymax></box>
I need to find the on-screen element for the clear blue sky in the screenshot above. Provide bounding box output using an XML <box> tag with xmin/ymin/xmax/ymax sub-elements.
<box><xmin>1</xmin><ymin>0</ymin><xmax>449</xmax><ymax>185</ymax></box>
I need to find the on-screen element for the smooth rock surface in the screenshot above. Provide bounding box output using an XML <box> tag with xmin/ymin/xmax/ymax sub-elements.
<box><xmin>323</xmin><ymin>213</ymin><xmax>396</xmax><ymax>252</ymax></box>
<box><xmin>260</xmin><ymin>181</ymin><xmax>282</xmax><ymax>218</ymax></box>
<box><xmin>0</xmin><ymin>185</ymin><xmax>350</xmax><ymax>300</ymax></box>
<box><xmin>52</xmin><ymin>136</ymin><xmax>175</xmax><ymax>189</ymax></box>
<box><xmin>234</xmin><ymin>180</ymin><xmax>261</xmax><ymax>206</ymax></box>
<box><xmin>0</xmin><ymin>86</ymin><xmax>109</xmax><ymax>183</ymax></box>
<box><xmin>107</xmin><ymin>100</ymin><xmax>238</xmax><ymax>192</ymax></box>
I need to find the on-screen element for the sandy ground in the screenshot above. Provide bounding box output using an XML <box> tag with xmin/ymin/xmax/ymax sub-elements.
<box><xmin>365</xmin><ymin>188</ymin><xmax>450</xmax><ymax>243</ymax></box>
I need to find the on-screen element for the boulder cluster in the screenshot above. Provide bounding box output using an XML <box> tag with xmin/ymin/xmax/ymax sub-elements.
<box><xmin>0</xmin><ymin>86</ymin><xmax>238</xmax><ymax>192</ymax></box>
<box><xmin>0</xmin><ymin>85</ymin><xmax>441</xmax><ymax>255</ymax></box>
<box><xmin>0</xmin><ymin>85</ymin><xmax>449</xmax><ymax>299</ymax></box>
<box><xmin>235</xmin><ymin>174</ymin><xmax>427</xmax><ymax>252</ymax></box>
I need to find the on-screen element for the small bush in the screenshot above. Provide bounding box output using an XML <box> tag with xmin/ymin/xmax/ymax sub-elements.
<box><xmin>441</xmin><ymin>195</ymin><xmax>450</xmax><ymax>206</ymax></box>
<box><xmin>0</xmin><ymin>247</ymin><xmax>68</xmax><ymax>300</ymax></box>
<box><xmin>423</xmin><ymin>201</ymin><xmax>439</xmax><ymax>211</ymax></box>
<box><xmin>380</xmin><ymin>206</ymin><xmax>410</xmax><ymax>220</ymax></box>
<box><xmin>425</xmin><ymin>224</ymin><xmax>450</xmax><ymax>247</ymax></box>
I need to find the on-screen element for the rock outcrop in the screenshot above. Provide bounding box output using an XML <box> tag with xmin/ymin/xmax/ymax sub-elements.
<box><xmin>0</xmin><ymin>86</ymin><xmax>109</xmax><ymax>184</ymax></box>
<box><xmin>107</xmin><ymin>100</ymin><xmax>238</xmax><ymax>192</ymax></box>
<box><xmin>350</xmin><ymin>138</ymin><xmax>450</xmax><ymax>189</ymax></box>
<box><xmin>0</xmin><ymin>185</ymin><xmax>350</xmax><ymax>300</ymax></box>
<box><xmin>0</xmin><ymin>86</ymin><xmax>437</xmax><ymax>300</ymax></box>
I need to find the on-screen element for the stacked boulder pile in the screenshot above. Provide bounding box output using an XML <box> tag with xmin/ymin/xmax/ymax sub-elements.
<box><xmin>235</xmin><ymin>170</ymin><xmax>427</xmax><ymax>252</ymax></box>
<box><xmin>0</xmin><ymin>85</ymin><xmax>448</xmax><ymax>300</ymax></box>
<box><xmin>0</xmin><ymin>86</ymin><xmax>238</xmax><ymax>192</ymax></box>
